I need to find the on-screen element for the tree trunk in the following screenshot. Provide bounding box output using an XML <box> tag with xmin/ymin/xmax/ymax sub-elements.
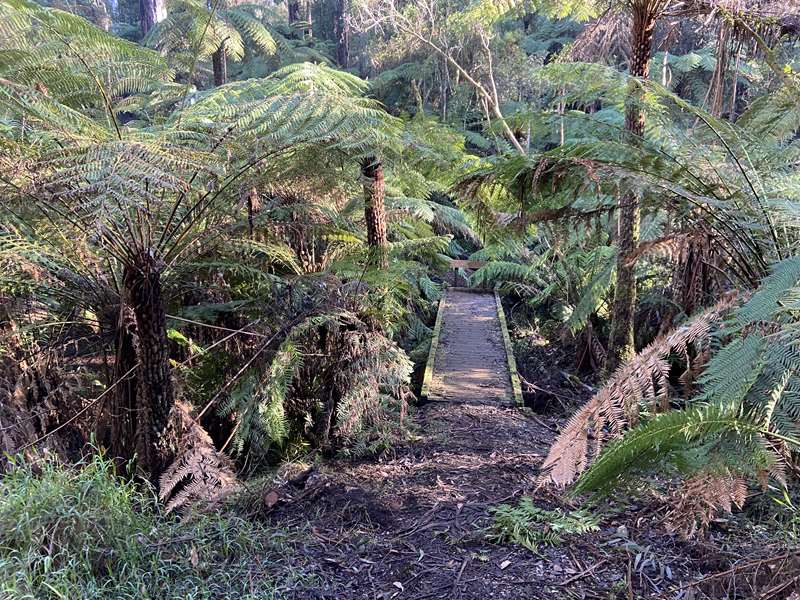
<box><xmin>122</xmin><ymin>253</ymin><xmax>179</xmax><ymax>479</ymax></box>
<box><xmin>361</xmin><ymin>156</ymin><xmax>388</xmax><ymax>269</ymax></box>
<box><xmin>288</xmin><ymin>0</ymin><xmax>300</xmax><ymax>25</ymax></box>
<box><xmin>606</xmin><ymin>3</ymin><xmax>655</xmax><ymax>374</ymax></box>
<box><xmin>110</xmin><ymin>304</ymin><xmax>138</xmax><ymax>461</ymax></box>
<box><xmin>708</xmin><ymin>22</ymin><xmax>730</xmax><ymax>118</ymax></box>
<box><xmin>139</xmin><ymin>0</ymin><xmax>165</xmax><ymax>36</ymax></box>
<box><xmin>288</xmin><ymin>0</ymin><xmax>310</xmax><ymax>38</ymax></box>
<box><xmin>212</xmin><ymin>42</ymin><xmax>227</xmax><ymax>87</ymax></box>
<box><xmin>334</xmin><ymin>0</ymin><xmax>349</xmax><ymax>68</ymax></box>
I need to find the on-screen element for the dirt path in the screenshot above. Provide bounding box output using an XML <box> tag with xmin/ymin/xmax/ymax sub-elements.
<box><xmin>267</xmin><ymin>291</ymin><xmax>575</xmax><ymax>598</ymax></box>
<box><xmin>263</xmin><ymin>294</ymin><xmax>723</xmax><ymax>599</ymax></box>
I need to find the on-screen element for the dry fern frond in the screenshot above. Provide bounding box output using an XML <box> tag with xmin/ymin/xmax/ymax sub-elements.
<box><xmin>666</xmin><ymin>469</ymin><xmax>748</xmax><ymax>539</ymax></box>
<box><xmin>159</xmin><ymin>403</ymin><xmax>239</xmax><ymax>514</ymax></box>
<box><xmin>626</xmin><ymin>233</ymin><xmax>700</xmax><ymax>266</ymax></box>
<box><xmin>537</xmin><ymin>294</ymin><xmax>740</xmax><ymax>488</ymax></box>
<box><xmin>0</xmin><ymin>327</ymin><xmax>85</xmax><ymax>468</ymax></box>
<box><xmin>564</xmin><ymin>8</ymin><xmax>630</xmax><ymax>64</ymax></box>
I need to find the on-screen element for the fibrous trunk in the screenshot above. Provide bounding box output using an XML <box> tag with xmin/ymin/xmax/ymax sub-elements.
<box><xmin>606</xmin><ymin>3</ymin><xmax>655</xmax><ymax>373</ymax></box>
<box><xmin>361</xmin><ymin>156</ymin><xmax>388</xmax><ymax>269</ymax></box>
<box><xmin>110</xmin><ymin>304</ymin><xmax>138</xmax><ymax>461</ymax></box>
<box><xmin>122</xmin><ymin>252</ymin><xmax>179</xmax><ymax>479</ymax></box>
<box><xmin>139</xmin><ymin>0</ymin><xmax>165</xmax><ymax>36</ymax></box>
<box><xmin>212</xmin><ymin>42</ymin><xmax>227</xmax><ymax>87</ymax></box>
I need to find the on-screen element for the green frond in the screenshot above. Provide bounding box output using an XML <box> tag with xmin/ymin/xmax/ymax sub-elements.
<box><xmin>733</xmin><ymin>256</ymin><xmax>800</xmax><ymax>329</ymax></box>
<box><xmin>470</xmin><ymin>260</ymin><xmax>544</xmax><ymax>290</ymax></box>
<box><xmin>225</xmin><ymin>8</ymin><xmax>277</xmax><ymax>56</ymax></box>
<box><xmin>0</xmin><ymin>0</ymin><xmax>172</xmax><ymax>112</ymax></box>
<box><xmin>566</xmin><ymin>246</ymin><xmax>616</xmax><ymax>334</ymax></box>
<box><xmin>573</xmin><ymin>405</ymin><xmax>794</xmax><ymax>495</ymax></box>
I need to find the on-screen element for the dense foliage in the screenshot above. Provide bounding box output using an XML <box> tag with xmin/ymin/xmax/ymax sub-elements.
<box><xmin>1</xmin><ymin>0</ymin><xmax>800</xmax><ymax>596</ymax></box>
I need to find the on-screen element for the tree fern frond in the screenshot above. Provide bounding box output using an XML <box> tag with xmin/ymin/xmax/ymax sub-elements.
<box><xmin>573</xmin><ymin>404</ymin><xmax>795</xmax><ymax>496</ymax></box>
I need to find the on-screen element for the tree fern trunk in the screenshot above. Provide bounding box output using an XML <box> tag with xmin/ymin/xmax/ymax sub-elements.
<box><xmin>606</xmin><ymin>3</ymin><xmax>655</xmax><ymax>374</ymax></box>
<box><xmin>212</xmin><ymin>42</ymin><xmax>227</xmax><ymax>87</ymax></box>
<box><xmin>288</xmin><ymin>0</ymin><xmax>300</xmax><ymax>25</ymax></box>
<box><xmin>361</xmin><ymin>156</ymin><xmax>388</xmax><ymax>269</ymax></box>
<box><xmin>288</xmin><ymin>0</ymin><xmax>310</xmax><ymax>38</ymax></box>
<box><xmin>123</xmin><ymin>253</ymin><xmax>179</xmax><ymax>479</ymax></box>
<box><xmin>110</xmin><ymin>304</ymin><xmax>138</xmax><ymax>461</ymax></box>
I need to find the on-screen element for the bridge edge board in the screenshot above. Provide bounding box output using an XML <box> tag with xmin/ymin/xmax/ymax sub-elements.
<box><xmin>420</xmin><ymin>290</ymin><xmax>446</xmax><ymax>401</ymax></box>
<box><xmin>494</xmin><ymin>291</ymin><xmax>524</xmax><ymax>406</ymax></box>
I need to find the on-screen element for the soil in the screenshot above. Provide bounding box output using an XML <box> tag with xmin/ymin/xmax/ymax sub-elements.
<box><xmin>256</xmin><ymin>292</ymin><xmax>797</xmax><ymax>599</ymax></box>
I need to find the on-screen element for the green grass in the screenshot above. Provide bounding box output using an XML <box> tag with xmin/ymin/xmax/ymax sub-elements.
<box><xmin>0</xmin><ymin>454</ymin><xmax>310</xmax><ymax>599</ymax></box>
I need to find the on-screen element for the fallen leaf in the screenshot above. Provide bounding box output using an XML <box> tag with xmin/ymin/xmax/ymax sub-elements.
<box><xmin>263</xmin><ymin>490</ymin><xmax>279</xmax><ymax>508</ymax></box>
<box><xmin>393</xmin><ymin>581</ymin><xmax>404</xmax><ymax>592</ymax></box>
<box><xmin>189</xmin><ymin>546</ymin><xmax>199</xmax><ymax>568</ymax></box>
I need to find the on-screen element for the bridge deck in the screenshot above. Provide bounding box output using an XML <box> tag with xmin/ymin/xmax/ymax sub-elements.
<box><xmin>425</xmin><ymin>289</ymin><xmax>519</xmax><ymax>405</ymax></box>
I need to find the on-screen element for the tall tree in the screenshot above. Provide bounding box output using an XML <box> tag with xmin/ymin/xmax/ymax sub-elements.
<box><xmin>288</xmin><ymin>0</ymin><xmax>300</xmax><ymax>25</ymax></box>
<box><xmin>361</xmin><ymin>156</ymin><xmax>389</xmax><ymax>269</ymax></box>
<box><xmin>140</xmin><ymin>0</ymin><xmax>165</xmax><ymax>36</ymax></box>
<box><xmin>288</xmin><ymin>0</ymin><xmax>311</xmax><ymax>38</ymax></box>
<box><xmin>334</xmin><ymin>0</ymin><xmax>349</xmax><ymax>68</ymax></box>
<box><xmin>606</xmin><ymin>0</ymin><xmax>666</xmax><ymax>372</ymax></box>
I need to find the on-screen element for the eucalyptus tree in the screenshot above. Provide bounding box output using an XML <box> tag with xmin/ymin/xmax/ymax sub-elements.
<box><xmin>140</xmin><ymin>0</ymin><xmax>166</xmax><ymax>35</ymax></box>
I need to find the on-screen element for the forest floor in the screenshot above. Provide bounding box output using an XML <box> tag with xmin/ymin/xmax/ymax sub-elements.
<box><xmin>251</xmin><ymin>292</ymin><xmax>798</xmax><ymax>599</ymax></box>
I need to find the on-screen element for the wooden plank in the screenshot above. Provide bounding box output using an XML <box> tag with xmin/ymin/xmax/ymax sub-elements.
<box><xmin>420</xmin><ymin>292</ymin><xmax>446</xmax><ymax>401</ymax></box>
<box><xmin>494</xmin><ymin>291</ymin><xmax>524</xmax><ymax>406</ymax></box>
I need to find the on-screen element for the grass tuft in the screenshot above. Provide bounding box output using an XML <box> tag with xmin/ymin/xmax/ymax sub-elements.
<box><xmin>0</xmin><ymin>454</ymin><xmax>309</xmax><ymax>599</ymax></box>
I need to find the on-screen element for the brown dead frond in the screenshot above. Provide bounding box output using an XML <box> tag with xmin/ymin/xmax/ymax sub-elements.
<box><xmin>626</xmin><ymin>233</ymin><xmax>702</xmax><ymax>266</ymax></box>
<box><xmin>666</xmin><ymin>469</ymin><xmax>748</xmax><ymax>539</ymax></box>
<box><xmin>159</xmin><ymin>403</ymin><xmax>239</xmax><ymax>514</ymax></box>
<box><xmin>537</xmin><ymin>294</ymin><xmax>740</xmax><ymax>488</ymax></box>
<box><xmin>0</xmin><ymin>320</ymin><xmax>86</xmax><ymax>469</ymax></box>
<box><xmin>565</xmin><ymin>8</ymin><xmax>630</xmax><ymax>64</ymax></box>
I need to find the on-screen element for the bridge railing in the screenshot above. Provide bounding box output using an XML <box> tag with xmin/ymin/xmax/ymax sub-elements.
<box><xmin>448</xmin><ymin>259</ymin><xmax>486</xmax><ymax>289</ymax></box>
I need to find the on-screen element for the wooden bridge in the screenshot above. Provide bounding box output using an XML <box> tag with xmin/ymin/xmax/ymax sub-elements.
<box><xmin>421</xmin><ymin>286</ymin><xmax>523</xmax><ymax>406</ymax></box>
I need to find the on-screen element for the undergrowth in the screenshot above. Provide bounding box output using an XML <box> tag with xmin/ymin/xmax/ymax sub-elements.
<box><xmin>488</xmin><ymin>497</ymin><xmax>600</xmax><ymax>554</ymax></box>
<box><xmin>0</xmin><ymin>454</ymin><xmax>309</xmax><ymax>599</ymax></box>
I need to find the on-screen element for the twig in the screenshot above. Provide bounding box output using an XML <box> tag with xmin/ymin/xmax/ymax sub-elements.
<box><xmin>558</xmin><ymin>559</ymin><xmax>608</xmax><ymax>587</ymax></box>
<box><xmin>659</xmin><ymin>552</ymin><xmax>797</xmax><ymax>598</ymax></box>
<box><xmin>450</xmin><ymin>557</ymin><xmax>470</xmax><ymax>598</ymax></box>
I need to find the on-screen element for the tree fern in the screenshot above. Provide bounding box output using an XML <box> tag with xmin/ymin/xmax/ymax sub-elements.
<box><xmin>146</xmin><ymin>0</ymin><xmax>277</xmax><ymax>76</ymax></box>
<box><xmin>545</xmin><ymin>256</ymin><xmax>800</xmax><ymax>509</ymax></box>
